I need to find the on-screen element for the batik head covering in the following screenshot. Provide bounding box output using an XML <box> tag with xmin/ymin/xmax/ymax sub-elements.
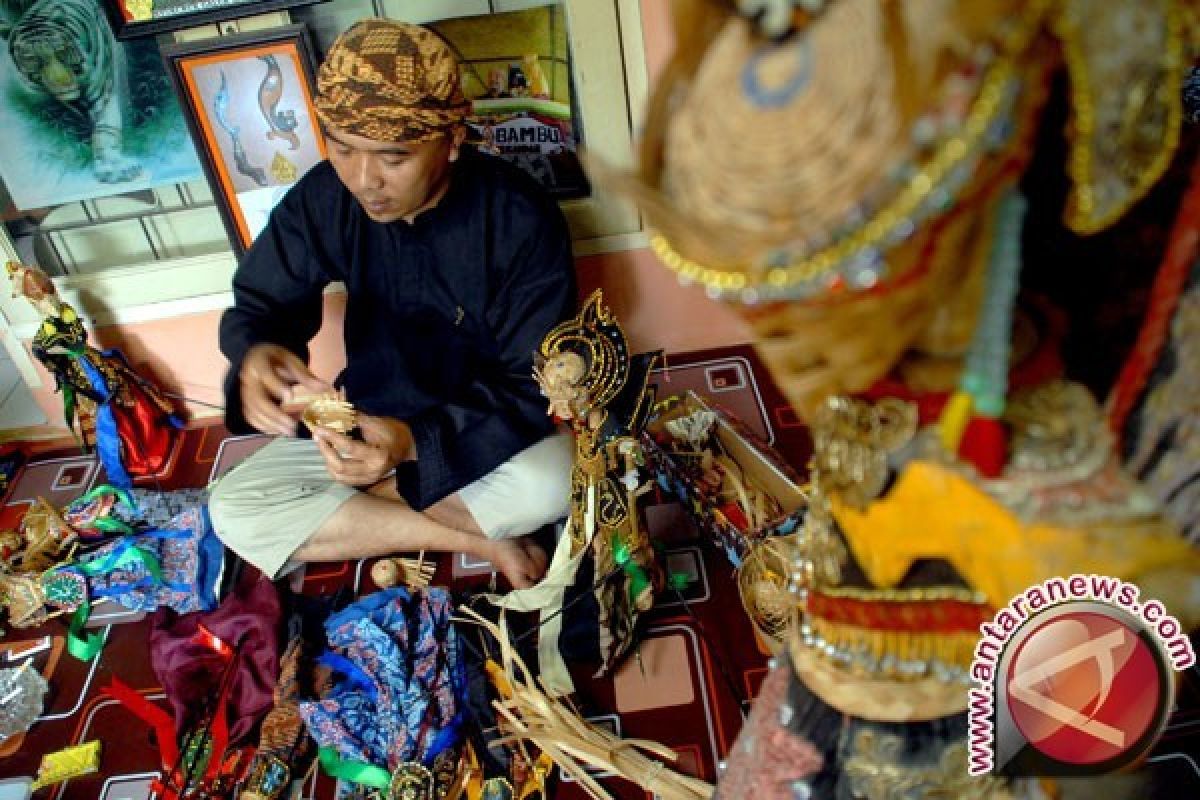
<box><xmin>314</xmin><ymin>18</ymin><xmax>471</xmax><ymax>143</ymax></box>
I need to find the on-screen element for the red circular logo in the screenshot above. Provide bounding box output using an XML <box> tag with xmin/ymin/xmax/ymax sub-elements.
<box><xmin>1005</xmin><ymin>609</ymin><xmax>1166</xmax><ymax>767</ymax></box>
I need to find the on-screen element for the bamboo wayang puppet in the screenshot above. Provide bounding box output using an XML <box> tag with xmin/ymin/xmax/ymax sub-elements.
<box><xmin>600</xmin><ymin>0</ymin><xmax>1200</xmax><ymax>794</ymax></box>
<box><xmin>7</xmin><ymin>261</ymin><xmax>182</xmax><ymax>488</ymax></box>
<box><xmin>1</xmin><ymin>489</ymin><xmax>225</xmax><ymax>668</ymax></box>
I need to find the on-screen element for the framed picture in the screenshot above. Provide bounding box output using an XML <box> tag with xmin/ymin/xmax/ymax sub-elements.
<box><xmin>162</xmin><ymin>24</ymin><xmax>326</xmax><ymax>256</ymax></box>
<box><xmin>0</xmin><ymin>0</ymin><xmax>203</xmax><ymax>212</ymax></box>
<box><xmin>103</xmin><ymin>0</ymin><xmax>325</xmax><ymax>40</ymax></box>
<box><xmin>430</xmin><ymin>4</ymin><xmax>589</xmax><ymax>199</ymax></box>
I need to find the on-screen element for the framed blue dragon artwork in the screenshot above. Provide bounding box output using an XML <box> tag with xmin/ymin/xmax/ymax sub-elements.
<box><xmin>0</xmin><ymin>0</ymin><xmax>204</xmax><ymax>212</ymax></box>
<box><xmin>162</xmin><ymin>24</ymin><xmax>325</xmax><ymax>256</ymax></box>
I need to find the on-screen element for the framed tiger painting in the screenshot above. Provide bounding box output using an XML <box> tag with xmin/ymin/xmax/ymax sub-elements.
<box><xmin>0</xmin><ymin>0</ymin><xmax>204</xmax><ymax>211</ymax></box>
<box><xmin>162</xmin><ymin>24</ymin><xmax>325</xmax><ymax>256</ymax></box>
<box><xmin>103</xmin><ymin>0</ymin><xmax>326</xmax><ymax>40</ymax></box>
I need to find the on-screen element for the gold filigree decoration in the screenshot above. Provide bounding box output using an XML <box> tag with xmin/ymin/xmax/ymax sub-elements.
<box><xmin>843</xmin><ymin>729</ymin><xmax>1012</xmax><ymax>800</ymax></box>
<box><xmin>1004</xmin><ymin>379</ymin><xmax>1103</xmax><ymax>473</ymax></box>
<box><xmin>737</xmin><ymin>534</ymin><xmax>800</xmax><ymax>648</ymax></box>
<box><xmin>1055</xmin><ymin>0</ymin><xmax>1185</xmax><ymax>233</ymax></box>
<box><xmin>811</xmin><ymin>395</ymin><xmax>917</xmax><ymax>509</ymax></box>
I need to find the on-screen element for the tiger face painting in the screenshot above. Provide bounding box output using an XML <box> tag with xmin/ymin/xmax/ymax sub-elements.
<box><xmin>2</xmin><ymin>0</ymin><xmax>141</xmax><ymax>184</ymax></box>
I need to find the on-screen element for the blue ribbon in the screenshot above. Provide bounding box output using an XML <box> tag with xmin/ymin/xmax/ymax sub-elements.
<box><xmin>317</xmin><ymin>652</ymin><xmax>380</xmax><ymax>702</ymax></box>
<box><xmin>73</xmin><ymin>355</ymin><xmax>131</xmax><ymax>488</ymax></box>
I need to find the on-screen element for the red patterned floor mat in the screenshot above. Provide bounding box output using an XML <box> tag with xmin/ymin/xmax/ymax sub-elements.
<box><xmin>0</xmin><ymin>345</ymin><xmax>1195</xmax><ymax>798</ymax></box>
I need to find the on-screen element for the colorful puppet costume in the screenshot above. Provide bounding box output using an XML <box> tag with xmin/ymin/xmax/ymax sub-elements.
<box><xmin>74</xmin><ymin>503</ymin><xmax>224</xmax><ymax>616</ymax></box>
<box><xmin>7</xmin><ymin>262</ymin><xmax>182</xmax><ymax>488</ymax></box>
<box><xmin>1</xmin><ymin>489</ymin><xmax>223</xmax><ymax>646</ymax></box>
<box><xmin>31</xmin><ymin>302</ymin><xmax>182</xmax><ymax>487</ymax></box>
<box><xmin>300</xmin><ymin>587</ymin><xmax>467</xmax><ymax>799</ymax></box>
<box><xmin>602</xmin><ymin>0</ymin><xmax>1192</xmax><ymax>415</ymax></box>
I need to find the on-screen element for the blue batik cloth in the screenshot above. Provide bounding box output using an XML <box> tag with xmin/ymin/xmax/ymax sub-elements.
<box><xmin>299</xmin><ymin>587</ymin><xmax>467</xmax><ymax>772</ymax></box>
<box><xmin>77</xmin><ymin>504</ymin><xmax>223</xmax><ymax>614</ymax></box>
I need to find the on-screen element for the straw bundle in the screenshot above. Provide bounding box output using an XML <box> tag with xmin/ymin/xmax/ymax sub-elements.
<box><xmin>736</xmin><ymin>535</ymin><xmax>800</xmax><ymax>650</ymax></box>
<box><xmin>299</xmin><ymin>393</ymin><xmax>356</xmax><ymax>434</ymax></box>
<box><xmin>456</xmin><ymin>607</ymin><xmax>714</xmax><ymax>800</ymax></box>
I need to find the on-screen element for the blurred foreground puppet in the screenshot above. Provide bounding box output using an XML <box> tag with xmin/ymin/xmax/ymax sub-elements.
<box><xmin>599</xmin><ymin>0</ymin><xmax>1200</xmax><ymax>795</ymax></box>
<box><xmin>7</xmin><ymin>261</ymin><xmax>182</xmax><ymax>487</ymax></box>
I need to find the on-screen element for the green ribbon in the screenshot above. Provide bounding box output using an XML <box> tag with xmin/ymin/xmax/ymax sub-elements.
<box><xmin>71</xmin><ymin>485</ymin><xmax>136</xmax><ymax>536</ymax></box>
<box><xmin>317</xmin><ymin>747</ymin><xmax>391</xmax><ymax>790</ymax></box>
<box><xmin>610</xmin><ymin>535</ymin><xmax>654</xmax><ymax>602</ymax></box>
<box><xmin>612</xmin><ymin>538</ymin><xmax>632</xmax><ymax>567</ymax></box>
<box><xmin>90</xmin><ymin>517</ymin><xmax>134</xmax><ymax>536</ymax></box>
<box><xmin>74</xmin><ymin>542</ymin><xmax>163</xmax><ymax>583</ymax></box>
<box><xmin>77</xmin><ymin>484</ymin><xmax>137</xmax><ymax>512</ymax></box>
<box><xmin>63</xmin><ymin>543</ymin><xmax>162</xmax><ymax>662</ymax></box>
<box><xmin>667</xmin><ymin>571</ymin><xmax>691</xmax><ymax>592</ymax></box>
<box><xmin>66</xmin><ymin>603</ymin><xmax>105</xmax><ymax>661</ymax></box>
<box><xmin>76</xmin><ymin>482</ymin><xmax>133</xmax><ymax>506</ymax></box>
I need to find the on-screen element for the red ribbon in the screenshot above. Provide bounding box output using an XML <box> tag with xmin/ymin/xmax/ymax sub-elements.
<box><xmin>194</xmin><ymin>623</ymin><xmax>234</xmax><ymax>660</ymax></box>
<box><xmin>101</xmin><ymin>677</ymin><xmax>179</xmax><ymax>772</ymax></box>
<box><xmin>102</xmin><ymin>633</ymin><xmax>237</xmax><ymax>798</ymax></box>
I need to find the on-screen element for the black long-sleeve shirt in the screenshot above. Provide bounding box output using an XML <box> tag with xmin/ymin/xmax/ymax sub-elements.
<box><xmin>219</xmin><ymin>147</ymin><xmax>577</xmax><ymax>509</ymax></box>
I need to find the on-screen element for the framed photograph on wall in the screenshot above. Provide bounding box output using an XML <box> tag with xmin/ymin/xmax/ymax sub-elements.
<box><xmin>103</xmin><ymin>1</ymin><xmax>325</xmax><ymax>40</ymax></box>
<box><xmin>162</xmin><ymin>24</ymin><xmax>326</xmax><ymax>257</ymax></box>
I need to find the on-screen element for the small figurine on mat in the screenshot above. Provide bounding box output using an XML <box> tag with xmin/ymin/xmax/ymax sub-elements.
<box><xmin>370</xmin><ymin>554</ymin><xmax>435</xmax><ymax>590</ymax></box>
<box><xmin>7</xmin><ymin>261</ymin><xmax>183</xmax><ymax>487</ymax></box>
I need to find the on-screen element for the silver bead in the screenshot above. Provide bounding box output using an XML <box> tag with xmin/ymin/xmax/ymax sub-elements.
<box><xmin>791</xmin><ymin>779</ymin><xmax>813</xmax><ymax>799</ymax></box>
<box><xmin>779</xmin><ymin>703</ymin><xmax>794</xmax><ymax>727</ymax></box>
<box><xmin>911</xmin><ymin>115</ymin><xmax>939</xmax><ymax>148</ymax></box>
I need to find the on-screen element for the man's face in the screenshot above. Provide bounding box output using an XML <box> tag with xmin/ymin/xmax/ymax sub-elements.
<box><xmin>324</xmin><ymin>126</ymin><xmax>462</xmax><ymax>224</ymax></box>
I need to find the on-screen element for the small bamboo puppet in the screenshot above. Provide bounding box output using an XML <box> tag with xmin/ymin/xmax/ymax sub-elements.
<box><xmin>6</xmin><ymin>261</ymin><xmax>182</xmax><ymax>487</ymax></box>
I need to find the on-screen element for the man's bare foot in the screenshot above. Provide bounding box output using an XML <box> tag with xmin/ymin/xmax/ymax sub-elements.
<box><xmin>487</xmin><ymin>536</ymin><xmax>549</xmax><ymax>589</ymax></box>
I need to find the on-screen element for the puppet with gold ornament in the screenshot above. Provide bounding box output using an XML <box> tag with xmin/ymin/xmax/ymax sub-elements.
<box><xmin>7</xmin><ymin>261</ymin><xmax>182</xmax><ymax>488</ymax></box>
<box><xmin>600</xmin><ymin>0</ymin><xmax>1200</xmax><ymax>795</ymax></box>
<box><xmin>534</xmin><ymin>289</ymin><xmax>665</xmax><ymax>675</ymax></box>
<box><xmin>488</xmin><ymin>290</ymin><xmax>665</xmax><ymax>693</ymax></box>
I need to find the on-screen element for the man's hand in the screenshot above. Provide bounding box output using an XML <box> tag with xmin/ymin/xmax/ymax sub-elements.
<box><xmin>313</xmin><ymin>413</ymin><xmax>415</xmax><ymax>487</ymax></box>
<box><xmin>240</xmin><ymin>343</ymin><xmax>329</xmax><ymax>436</ymax></box>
